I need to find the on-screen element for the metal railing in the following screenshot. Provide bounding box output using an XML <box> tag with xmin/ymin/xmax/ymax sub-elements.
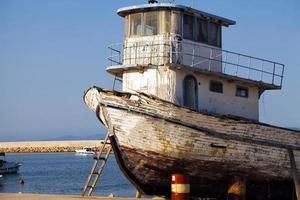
<box><xmin>108</xmin><ymin>39</ymin><xmax>284</xmax><ymax>87</ymax></box>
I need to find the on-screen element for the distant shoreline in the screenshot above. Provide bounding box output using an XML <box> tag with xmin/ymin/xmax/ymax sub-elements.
<box><xmin>0</xmin><ymin>140</ymin><xmax>106</xmax><ymax>153</ymax></box>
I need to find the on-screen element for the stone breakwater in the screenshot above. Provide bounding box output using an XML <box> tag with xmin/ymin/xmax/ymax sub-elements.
<box><xmin>0</xmin><ymin>140</ymin><xmax>108</xmax><ymax>153</ymax></box>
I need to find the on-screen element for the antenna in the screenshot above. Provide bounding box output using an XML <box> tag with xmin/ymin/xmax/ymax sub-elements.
<box><xmin>192</xmin><ymin>0</ymin><xmax>195</xmax><ymax>8</ymax></box>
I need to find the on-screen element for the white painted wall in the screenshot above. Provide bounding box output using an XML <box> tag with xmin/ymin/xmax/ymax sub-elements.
<box><xmin>122</xmin><ymin>66</ymin><xmax>177</xmax><ymax>103</ymax></box>
<box><xmin>175</xmin><ymin>68</ymin><xmax>259</xmax><ymax>120</ymax></box>
<box><xmin>122</xmin><ymin>66</ymin><xmax>259</xmax><ymax>120</ymax></box>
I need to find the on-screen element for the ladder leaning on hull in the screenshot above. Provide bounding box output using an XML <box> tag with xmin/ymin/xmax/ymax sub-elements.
<box><xmin>81</xmin><ymin>131</ymin><xmax>112</xmax><ymax>196</ymax></box>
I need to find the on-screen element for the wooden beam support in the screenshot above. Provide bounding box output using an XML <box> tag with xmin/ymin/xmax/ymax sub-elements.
<box><xmin>227</xmin><ymin>175</ymin><xmax>246</xmax><ymax>200</ymax></box>
<box><xmin>288</xmin><ymin>149</ymin><xmax>300</xmax><ymax>200</ymax></box>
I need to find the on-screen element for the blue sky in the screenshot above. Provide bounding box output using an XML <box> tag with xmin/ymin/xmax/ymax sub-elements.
<box><xmin>0</xmin><ymin>0</ymin><xmax>299</xmax><ymax>141</ymax></box>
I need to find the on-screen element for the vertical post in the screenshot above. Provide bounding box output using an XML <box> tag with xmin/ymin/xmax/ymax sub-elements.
<box><xmin>192</xmin><ymin>44</ymin><xmax>195</xmax><ymax>67</ymax></box>
<box><xmin>223</xmin><ymin>52</ymin><xmax>228</xmax><ymax>73</ymax></box>
<box><xmin>260</xmin><ymin>61</ymin><xmax>264</xmax><ymax>81</ymax></box>
<box><xmin>280</xmin><ymin>64</ymin><xmax>285</xmax><ymax>87</ymax></box>
<box><xmin>208</xmin><ymin>49</ymin><xmax>213</xmax><ymax>71</ymax></box>
<box><xmin>272</xmin><ymin>63</ymin><xmax>276</xmax><ymax>85</ymax></box>
<box><xmin>171</xmin><ymin>174</ymin><xmax>190</xmax><ymax>200</ymax></box>
<box><xmin>227</xmin><ymin>175</ymin><xmax>246</xmax><ymax>200</ymax></box>
<box><xmin>248</xmin><ymin>58</ymin><xmax>252</xmax><ymax>79</ymax></box>
<box><xmin>236</xmin><ymin>55</ymin><xmax>240</xmax><ymax>76</ymax></box>
<box><xmin>288</xmin><ymin>149</ymin><xmax>300</xmax><ymax>200</ymax></box>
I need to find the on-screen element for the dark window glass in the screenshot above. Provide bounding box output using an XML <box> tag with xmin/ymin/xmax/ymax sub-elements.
<box><xmin>196</xmin><ymin>17</ymin><xmax>208</xmax><ymax>43</ymax></box>
<box><xmin>210</xmin><ymin>81</ymin><xmax>223</xmax><ymax>93</ymax></box>
<box><xmin>208</xmin><ymin>23</ymin><xmax>218</xmax><ymax>46</ymax></box>
<box><xmin>183</xmin><ymin>75</ymin><xmax>198</xmax><ymax>110</ymax></box>
<box><xmin>183</xmin><ymin>14</ymin><xmax>194</xmax><ymax>40</ymax></box>
<box><xmin>236</xmin><ymin>86</ymin><xmax>249</xmax><ymax>98</ymax></box>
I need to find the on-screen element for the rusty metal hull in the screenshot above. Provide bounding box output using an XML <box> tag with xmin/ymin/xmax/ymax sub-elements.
<box><xmin>84</xmin><ymin>86</ymin><xmax>300</xmax><ymax>198</ymax></box>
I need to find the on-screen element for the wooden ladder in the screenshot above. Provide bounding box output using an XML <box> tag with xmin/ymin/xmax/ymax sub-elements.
<box><xmin>81</xmin><ymin>132</ymin><xmax>113</xmax><ymax>196</ymax></box>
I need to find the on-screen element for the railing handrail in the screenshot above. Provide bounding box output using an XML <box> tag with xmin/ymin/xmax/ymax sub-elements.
<box><xmin>107</xmin><ymin>39</ymin><xmax>284</xmax><ymax>87</ymax></box>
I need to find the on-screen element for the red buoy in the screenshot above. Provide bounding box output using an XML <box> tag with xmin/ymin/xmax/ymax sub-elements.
<box><xmin>171</xmin><ymin>174</ymin><xmax>190</xmax><ymax>200</ymax></box>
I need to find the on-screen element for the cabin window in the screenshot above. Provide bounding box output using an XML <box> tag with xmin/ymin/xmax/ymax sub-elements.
<box><xmin>171</xmin><ymin>11</ymin><xmax>182</xmax><ymax>35</ymax></box>
<box><xmin>196</xmin><ymin>17</ymin><xmax>208</xmax><ymax>43</ymax></box>
<box><xmin>183</xmin><ymin>75</ymin><xmax>198</xmax><ymax>110</ymax></box>
<box><xmin>183</xmin><ymin>14</ymin><xmax>194</xmax><ymax>40</ymax></box>
<box><xmin>236</xmin><ymin>86</ymin><xmax>249</xmax><ymax>98</ymax></box>
<box><xmin>144</xmin><ymin>11</ymin><xmax>159</xmax><ymax>36</ymax></box>
<box><xmin>163</xmin><ymin>11</ymin><xmax>171</xmax><ymax>34</ymax></box>
<box><xmin>210</xmin><ymin>81</ymin><xmax>223</xmax><ymax>93</ymax></box>
<box><xmin>208</xmin><ymin>22</ymin><xmax>221</xmax><ymax>47</ymax></box>
<box><xmin>130</xmin><ymin>13</ymin><xmax>142</xmax><ymax>36</ymax></box>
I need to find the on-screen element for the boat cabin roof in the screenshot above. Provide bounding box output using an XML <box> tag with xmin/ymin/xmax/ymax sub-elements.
<box><xmin>117</xmin><ymin>3</ymin><xmax>236</xmax><ymax>27</ymax></box>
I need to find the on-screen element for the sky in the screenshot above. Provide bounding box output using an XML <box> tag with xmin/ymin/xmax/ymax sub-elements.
<box><xmin>0</xmin><ymin>0</ymin><xmax>299</xmax><ymax>141</ymax></box>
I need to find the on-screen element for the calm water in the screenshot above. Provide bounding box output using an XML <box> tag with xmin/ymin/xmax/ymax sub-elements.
<box><xmin>0</xmin><ymin>153</ymin><xmax>136</xmax><ymax>196</ymax></box>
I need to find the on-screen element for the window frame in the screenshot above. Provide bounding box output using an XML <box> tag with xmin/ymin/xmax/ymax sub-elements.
<box><xmin>209</xmin><ymin>80</ymin><xmax>223</xmax><ymax>94</ymax></box>
<box><xmin>236</xmin><ymin>86</ymin><xmax>249</xmax><ymax>98</ymax></box>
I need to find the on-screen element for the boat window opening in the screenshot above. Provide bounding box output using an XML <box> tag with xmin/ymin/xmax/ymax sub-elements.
<box><xmin>171</xmin><ymin>11</ymin><xmax>182</xmax><ymax>35</ymax></box>
<box><xmin>183</xmin><ymin>75</ymin><xmax>198</xmax><ymax>110</ymax></box>
<box><xmin>183</xmin><ymin>14</ymin><xmax>194</xmax><ymax>40</ymax></box>
<box><xmin>144</xmin><ymin>11</ymin><xmax>159</xmax><ymax>36</ymax></box>
<box><xmin>196</xmin><ymin>17</ymin><xmax>208</xmax><ymax>43</ymax></box>
<box><xmin>163</xmin><ymin>11</ymin><xmax>171</xmax><ymax>34</ymax></box>
<box><xmin>130</xmin><ymin>13</ymin><xmax>143</xmax><ymax>36</ymax></box>
<box><xmin>208</xmin><ymin>22</ymin><xmax>221</xmax><ymax>47</ymax></box>
<box><xmin>210</xmin><ymin>81</ymin><xmax>223</xmax><ymax>93</ymax></box>
<box><xmin>236</xmin><ymin>86</ymin><xmax>249</xmax><ymax>98</ymax></box>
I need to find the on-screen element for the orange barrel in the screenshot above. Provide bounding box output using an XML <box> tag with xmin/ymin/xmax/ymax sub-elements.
<box><xmin>171</xmin><ymin>174</ymin><xmax>190</xmax><ymax>200</ymax></box>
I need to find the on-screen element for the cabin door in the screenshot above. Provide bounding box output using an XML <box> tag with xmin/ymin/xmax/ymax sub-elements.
<box><xmin>183</xmin><ymin>75</ymin><xmax>198</xmax><ymax>110</ymax></box>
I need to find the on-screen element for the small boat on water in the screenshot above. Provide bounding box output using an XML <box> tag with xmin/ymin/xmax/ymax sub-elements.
<box><xmin>0</xmin><ymin>153</ymin><xmax>21</xmax><ymax>174</ymax></box>
<box><xmin>75</xmin><ymin>147</ymin><xmax>95</xmax><ymax>155</ymax></box>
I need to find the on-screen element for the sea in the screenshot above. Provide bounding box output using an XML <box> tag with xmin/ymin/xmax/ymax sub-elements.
<box><xmin>0</xmin><ymin>153</ymin><xmax>136</xmax><ymax>197</ymax></box>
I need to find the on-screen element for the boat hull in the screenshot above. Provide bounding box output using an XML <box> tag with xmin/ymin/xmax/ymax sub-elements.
<box><xmin>84</xmin><ymin>87</ymin><xmax>300</xmax><ymax>198</ymax></box>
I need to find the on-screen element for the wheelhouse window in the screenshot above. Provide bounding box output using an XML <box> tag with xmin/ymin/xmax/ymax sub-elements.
<box><xmin>130</xmin><ymin>13</ymin><xmax>142</xmax><ymax>36</ymax></box>
<box><xmin>144</xmin><ymin>11</ymin><xmax>158</xmax><ymax>36</ymax></box>
<box><xmin>196</xmin><ymin>17</ymin><xmax>208</xmax><ymax>43</ymax></box>
<box><xmin>208</xmin><ymin>22</ymin><xmax>221</xmax><ymax>47</ymax></box>
<box><xmin>236</xmin><ymin>86</ymin><xmax>249</xmax><ymax>98</ymax></box>
<box><xmin>171</xmin><ymin>11</ymin><xmax>182</xmax><ymax>35</ymax></box>
<box><xmin>210</xmin><ymin>81</ymin><xmax>223</xmax><ymax>93</ymax></box>
<box><xmin>183</xmin><ymin>75</ymin><xmax>198</xmax><ymax>110</ymax></box>
<box><xmin>183</xmin><ymin>14</ymin><xmax>194</xmax><ymax>40</ymax></box>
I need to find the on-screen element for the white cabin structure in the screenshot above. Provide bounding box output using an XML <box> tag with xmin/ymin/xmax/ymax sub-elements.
<box><xmin>106</xmin><ymin>2</ymin><xmax>284</xmax><ymax>121</ymax></box>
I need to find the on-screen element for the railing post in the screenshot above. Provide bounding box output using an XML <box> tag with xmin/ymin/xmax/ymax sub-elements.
<box><xmin>110</xmin><ymin>46</ymin><xmax>112</xmax><ymax>66</ymax></box>
<box><xmin>192</xmin><ymin>44</ymin><xmax>195</xmax><ymax>67</ymax></box>
<box><xmin>260</xmin><ymin>61</ymin><xmax>264</xmax><ymax>82</ymax></box>
<box><xmin>223</xmin><ymin>52</ymin><xmax>227</xmax><ymax>73</ymax></box>
<box><xmin>272</xmin><ymin>63</ymin><xmax>276</xmax><ymax>85</ymax></box>
<box><xmin>280</xmin><ymin>65</ymin><xmax>285</xmax><ymax>87</ymax></box>
<box><xmin>248</xmin><ymin>58</ymin><xmax>252</xmax><ymax>79</ymax></box>
<box><xmin>208</xmin><ymin>49</ymin><xmax>213</xmax><ymax>71</ymax></box>
<box><xmin>236</xmin><ymin>55</ymin><xmax>240</xmax><ymax>76</ymax></box>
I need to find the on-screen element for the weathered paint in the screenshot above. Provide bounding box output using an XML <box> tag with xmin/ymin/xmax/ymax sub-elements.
<box><xmin>84</xmin><ymin>87</ymin><xmax>300</xmax><ymax>198</ymax></box>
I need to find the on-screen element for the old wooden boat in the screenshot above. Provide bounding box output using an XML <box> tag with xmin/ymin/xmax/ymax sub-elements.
<box><xmin>84</xmin><ymin>1</ymin><xmax>300</xmax><ymax>199</ymax></box>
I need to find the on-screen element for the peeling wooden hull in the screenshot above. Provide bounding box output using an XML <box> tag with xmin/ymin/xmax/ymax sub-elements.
<box><xmin>84</xmin><ymin>86</ymin><xmax>300</xmax><ymax>198</ymax></box>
